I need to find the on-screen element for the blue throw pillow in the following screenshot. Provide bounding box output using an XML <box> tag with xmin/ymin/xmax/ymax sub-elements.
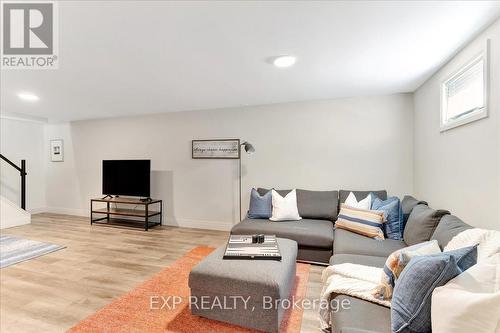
<box><xmin>391</xmin><ymin>245</ymin><xmax>478</xmax><ymax>333</ymax></box>
<box><xmin>371</xmin><ymin>196</ymin><xmax>404</xmax><ymax>240</ymax></box>
<box><xmin>247</xmin><ymin>188</ymin><xmax>272</xmax><ymax>219</ymax></box>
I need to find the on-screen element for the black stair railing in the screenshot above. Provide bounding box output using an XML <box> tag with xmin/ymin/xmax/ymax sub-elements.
<box><xmin>0</xmin><ymin>154</ymin><xmax>27</xmax><ymax>210</ymax></box>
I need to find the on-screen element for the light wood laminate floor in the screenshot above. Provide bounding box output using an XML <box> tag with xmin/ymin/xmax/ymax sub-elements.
<box><xmin>0</xmin><ymin>213</ymin><xmax>324</xmax><ymax>333</ymax></box>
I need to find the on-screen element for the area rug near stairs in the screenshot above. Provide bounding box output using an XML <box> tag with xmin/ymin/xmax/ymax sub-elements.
<box><xmin>68</xmin><ymin>246</ymin><xmax>311</xmax><ymax>333</ymax></box>
<box><xmin>0</xmin><ymin>235</ymin><xmax>65</xmax><ymax>268</ymax></box>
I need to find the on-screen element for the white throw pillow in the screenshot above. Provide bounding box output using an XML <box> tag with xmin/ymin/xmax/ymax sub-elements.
<box><xmin>344</xmin><ymin>192</ymin><xmax>372</xmax><ymax>210</ymax></box>
<box><xmin>270</xmin><ymin>189</ymin><xmax>302</xmax><ymax>221</ymax></box>
<box><xmin>431</xmin><ymin>253</ymin><xmax>500</xmax><ymax>333</ymax></box>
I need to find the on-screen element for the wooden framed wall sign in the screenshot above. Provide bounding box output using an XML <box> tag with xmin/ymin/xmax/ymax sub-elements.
<box><xmin>192</xmin><ymin>139</ymin><xmax>240</xmax><ymax>159</ymax></box>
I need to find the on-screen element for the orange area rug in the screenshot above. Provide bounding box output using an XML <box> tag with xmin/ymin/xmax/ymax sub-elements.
<box><xmin>68</xmin><ymin>246</ymin><xmax>310</xmax><ymax>333</ymax></box>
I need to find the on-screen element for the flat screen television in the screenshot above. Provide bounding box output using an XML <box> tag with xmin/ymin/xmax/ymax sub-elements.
<box><xmin>102</xmin><ymin>160</ymin><xmax>150</xmax><ymax>197</ymax></box>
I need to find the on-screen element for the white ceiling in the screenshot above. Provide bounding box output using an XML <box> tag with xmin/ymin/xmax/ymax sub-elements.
<box><xmin>2</xmin><ymin>1</ymin><xmax>500</xmax><ymax>121</ymax></box>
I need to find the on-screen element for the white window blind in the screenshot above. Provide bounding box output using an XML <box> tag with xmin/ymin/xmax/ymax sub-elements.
<box><xmin>444</xmin><ymin>58</ymin><xmax>484</xmax><ymax>120</ymax></box>
<box><xmin>441</xmin><ymin>50</ymin><xmax>488</xmax><ymax>131</ymax></box>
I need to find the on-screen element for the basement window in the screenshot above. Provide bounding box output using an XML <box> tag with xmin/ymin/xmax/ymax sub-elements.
<box><xmin>440</xmin><ymin>45</ymin><xmax>489</xmax><ymax>131</ymax></box>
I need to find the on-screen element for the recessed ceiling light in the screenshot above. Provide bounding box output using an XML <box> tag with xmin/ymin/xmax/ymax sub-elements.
<box><xmin>273</xmin><ymin>55</ymin><xmax>296</xmax><ymax>68</ymax></box>
<box><xmin>17</xmin><ymin>92</ymin><xmax>39</xmax><ymax>102</ymax></box>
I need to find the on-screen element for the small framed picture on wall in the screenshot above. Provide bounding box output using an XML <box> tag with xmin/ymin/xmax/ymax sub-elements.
<box><xmin>50</xmin><ymin>139</ymin><xmax>64</xmax><ymax>162</ymax></box>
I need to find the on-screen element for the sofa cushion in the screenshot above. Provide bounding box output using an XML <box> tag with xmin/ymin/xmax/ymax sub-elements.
<box><xmin>401</xmin><ymin>195</ymin><xmax>428</xmax><ymax>226</ymax></box>
<box><xmin>270</xmin><ymin>189</ymin><xmax>302</xmax><ymax>221</ymax></box>
<box><xmin>372</xmin><ymin>240</ymin><xmax>441</xmax><ymax>301</ymax></box>
<box><xmin>431</xmin><ymin>253</ymin><xmax>500</xmax><ymax>333</ymax></box>
<box><xmin>248</xmin><ymin>188</ymin><xmax>272</xmax><ymax>219</ymax></box>
<box><xmin>345</xmin><ymin>191</ymin><xmax>372</xmax><ymax>210</ymax></box>
<box><xmin>257</xmin><ymin>188</ymin><xmax>338</xmax><ymax>221</ymax></box>
<box><xmin>403</xmin><ymin>204</ymin><xmax>450</xmax><ymax>246</ymax></box>
<box><xmin>431</xmin><ymin>214</ymin><xmax>472</xmax><ymax>249</ymax></box>
<box><xmin>371</xmin><ymin>196</ymin><xmax>404</xmax><ymax>240</ymax></box>
<box><xmin>296</xmin><ymin>189</ymin><xmax>338</xmax><ymax>221</ymax></box>
<box><xmin>231</xmin><ymin>218</ymin><xmax>334</xmax><ymax>249</ymax></box>
<box><xmin>339</xmin><ymin>190</ymin><xmax>387</xmax><ymax>204</ymax></box>
<box><xmin>391</xmin><ymin>246</ymin><xmax>478</xmax><ymax>333</ymax></box>
<box><xmin>329</xmin><ymin>253</ymin><xmax>386</xmax><ymax>268</ymax></box>
<box><xmin>332</xmin><ymin>295</ymin><xmax>390</xmax><ymax>333</ymax></box>
<box><xmin>334</xmin><ymin>228</ymin><xmax>406</xmax><ymax>257</ymax></box>
<box><xmin>336</xmin><ymin>204</ymin><xmax>385</xmax><ymax>240</ymax></box>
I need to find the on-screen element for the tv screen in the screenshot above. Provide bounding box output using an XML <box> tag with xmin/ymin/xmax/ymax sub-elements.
<box><xmin>102</xmin><ymin>160</ymin><xmax>150</xmax><ymax>197</ymax></box>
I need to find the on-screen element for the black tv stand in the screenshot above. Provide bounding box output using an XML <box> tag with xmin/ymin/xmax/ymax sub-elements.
<box><xmin>102</xmin><ymin>194</ymin><xmax>114</xmax><ymax>200</ymax></box>
<box><xmin>140</xmin><ymin>197</ymin><xmax>152</xmax><ymax>202</ymax></box>
<box><xmin>90</xmin><ymin>197</ymin><xmax>162</xmax><ymax>231</ymax></box>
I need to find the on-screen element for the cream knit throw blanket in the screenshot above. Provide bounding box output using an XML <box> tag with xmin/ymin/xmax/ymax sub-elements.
<box><xmin>444</xmin><ymin>228</ymin><xmax>500</xmax><ymax>262</ymax></box>
<box><xmin>319</xmin><ymin>263</ymin><xmax>391</xmax><ymax>331</ymax></box>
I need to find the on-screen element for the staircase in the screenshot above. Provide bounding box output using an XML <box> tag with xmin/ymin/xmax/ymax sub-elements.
<box><xmin>0</xmin><ymin>195</ymin><xmax>31</xmax><ymax>229</ymax></box>
<box><xmin>0</xmin><ymin>154</ymin><xmax>31</xmax><ymax>229</ymax></box>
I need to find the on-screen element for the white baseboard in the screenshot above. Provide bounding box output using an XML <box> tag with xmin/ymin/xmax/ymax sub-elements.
<box><xmin>34</xmin><ymin>207</ymin><xmax>88</xmax><ymax>217</ymax></box>
<box><xmin>163</xmin><ymin>217</ymin><xmax>234</xmax><ymax>231</ymax></box>
<box><xmin>30</xmin><ymin>208</ymin><xmax>233</xmax><ymax>231</ymax></box>
<box><xmin>29</xmin><ymin>207</ymin><xmax>50</xmax><ymax>214</ymax></box>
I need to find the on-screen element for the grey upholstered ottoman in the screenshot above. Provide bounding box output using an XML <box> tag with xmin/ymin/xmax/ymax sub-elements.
<box><xmin>188</xmin><ymin>238</ymin><xmax>298</xmax><ymax>333</ymax></box>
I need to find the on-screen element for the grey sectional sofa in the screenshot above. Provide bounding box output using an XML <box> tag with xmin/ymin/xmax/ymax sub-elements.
<box><xmin>329</xmin><ymin>202</ymin><xmax>473</xmax><ymax>333</ymax></box>
<box><xmin>231</xmin><ymin>188</ymin><xmax>476</xmax><ymax>332</ymax></box>
<box><xmin>231</xmin><ymin>189</ymin><xmax>387</xmax><ymax>264</ymax></box>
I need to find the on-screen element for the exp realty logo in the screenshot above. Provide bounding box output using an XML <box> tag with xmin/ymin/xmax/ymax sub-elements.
<box><xmin>1</xmin><ymin>1</ymin><xmax>58</xmax><ymax>69</ymax></box>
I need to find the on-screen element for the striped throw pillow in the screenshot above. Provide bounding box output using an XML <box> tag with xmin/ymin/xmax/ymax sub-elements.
<box><xmin>371</xmin><ymin>240</ymin><xmax>441</xmax><ymax>300</ymax></box>
<box><xmin>336</xmin><ymin>204</ymin><xmax>385</xmax><ymax>240</ymax></box>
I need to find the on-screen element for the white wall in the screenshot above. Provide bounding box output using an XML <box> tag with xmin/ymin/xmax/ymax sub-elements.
<box><xmin>0</xmin><ymin>117</ymin><xmax>46</xmax><ymax>212</ymax></box>
<box><xmin>0</xmin><ymin>196</ymin><xmax>31</xmax><ymax>229</ymax></box>
<box><xmin>414</xmin><ymin>19</ymin><xmax>500</xmax><ymax>230</ymax></box>
<box><xmin>44</xmin><ymin>94</ymin><xmax>414</xmax><ymax>230</ymax></box>
<box><xmin>44</xmin><ymin>123</ymin><xmax>83</xmax><ymax>215</ymax></box>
